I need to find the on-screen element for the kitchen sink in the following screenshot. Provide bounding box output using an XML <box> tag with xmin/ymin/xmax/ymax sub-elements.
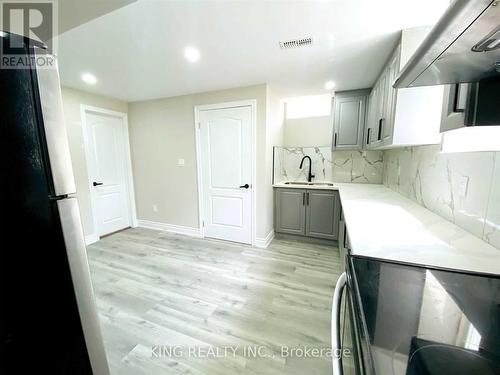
<box><xmin>284</xmin><ymin>181</ymin><xmax>313</xmax><ymax>185</ymax></box>
<box><xmin>283</xmin><ymin>182</ymin><xmax>335</xmax><ymax>187</ymax></box>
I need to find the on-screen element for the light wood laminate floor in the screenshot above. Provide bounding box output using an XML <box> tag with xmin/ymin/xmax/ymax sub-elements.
<box><xmin>87</xmin><ymin>228</ymin><xmax>341</xmax><ymax>375</ymax></box>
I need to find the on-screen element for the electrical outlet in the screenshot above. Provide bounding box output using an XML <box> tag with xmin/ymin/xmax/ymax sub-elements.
<box><xmin>177</xmin><ymin>158</ymin><xmax>185</xmax><ymax>167</ymax></box>
<box><xmin>458</xmin><ymin>176</ymin><xmax>469</xmax><ymax>197</ymax></box>
<box><xmin>152</xmin><ymin>204</ymin><xmax>158</xmax><ymax>213</ymax></box>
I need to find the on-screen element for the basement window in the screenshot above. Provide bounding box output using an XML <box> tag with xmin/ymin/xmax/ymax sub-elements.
<box><xmin>284</xmin><ymin>94</ymin><xmax>332</xmax><ymax>119</ymax></box>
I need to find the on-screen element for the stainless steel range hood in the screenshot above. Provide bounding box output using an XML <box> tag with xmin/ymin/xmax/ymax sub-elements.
<box><xmin>394</xmin><ymin>0</ymin><xmax>500</xmax><ymax>88</ymax></box>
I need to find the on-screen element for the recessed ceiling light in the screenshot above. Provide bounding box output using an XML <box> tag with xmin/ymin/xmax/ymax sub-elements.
<box><xmin>184</xmin><ymin>47</ymin><xmax>200</xmax><ymax>63</ymax></box>
<box><xmin>81</xmin><ymin>73</ymin><xmax>97</xmax><ymax>85</ymax></box>
<box><xmin>325</xmin><ymin>81</ymin><xmax>336</xmax><ymax>90</ymax></box>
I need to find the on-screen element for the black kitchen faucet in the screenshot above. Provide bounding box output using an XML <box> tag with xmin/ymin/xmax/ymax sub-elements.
<box><xmin>299</xmin><ymin>155</ymin><xmax>315</xmax><ymax>182</ymax></box>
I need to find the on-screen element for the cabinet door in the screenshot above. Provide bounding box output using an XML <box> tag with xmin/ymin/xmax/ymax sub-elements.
<box><xmin>440</xmin><ymin>83</ymin><xmax>471</xmax><ymax>132</ymax></box>
<box><xmin>375</xmin><ymin>70</ymin><xmax>388</xmax><ymax>143</ymax></box>
<box><xmin>382</xmin><ymin>46</ymin><xmax>400</xmax><ymax>144</ymax></box>
<box><xmin>338</xmin><ymin>218</ymin><xmax>346</xmax><ymax>273</ymax></box>
<box><xmin>332</xmin><ymin>91</ymin><xmax>368</xmax><ymax>151</ymax></box>
<box><xmin>275</xmin><ymin>188</ymin><xmax>306</xmax><ymax>235</ymax></box>
<box><xmin>366</xmin><ymin>87</ymin><xmax>378</xmax><ymax>149</ymax></box>
<box><xmin>305</xmin><ymin>190</ymin><xmax>340</xmax><ymax>240</ymax></box>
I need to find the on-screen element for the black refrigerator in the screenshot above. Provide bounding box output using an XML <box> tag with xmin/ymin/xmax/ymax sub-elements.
<box><xmin>0</xmin><ymin>32</ymin><xmax>109</xmax><ymax>374</ymax></box>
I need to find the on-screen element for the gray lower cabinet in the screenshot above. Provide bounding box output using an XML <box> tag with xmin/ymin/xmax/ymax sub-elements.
<box><xmin>306</xmin><ymin>190</ymin><xmax>340</xmax><ymax>240</ymax></box>
<box><xmin>275</xmin><ymin>188</ymin><xmax>306</xmax><ymax>235</ymax></box>
<box><xmin>275</xmin><ymin>188</ymin><xmax>340</xmax><ymax>240</ymax></box>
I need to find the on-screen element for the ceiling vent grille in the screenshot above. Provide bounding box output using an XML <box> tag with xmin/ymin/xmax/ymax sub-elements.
<box><xmin>279</xmin><ymin>36</ymin><xmax>313</xmax><ymax>50</ymax></box>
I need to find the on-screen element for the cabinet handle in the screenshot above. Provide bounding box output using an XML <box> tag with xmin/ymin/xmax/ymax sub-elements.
<box><xmin>332</xmin><ymin>272</ymin><xmax>347</xmax><ymax>375</ymax></box>
<box><xmin>366</xmin><ymin>128</ymin><xmax>371</xmax><ymax>145</ymax></box>
<box><xmin>306</xmin><ymin>192</ymin><xmax>310</xmax><ymax>205</ymax></box>
<box><xmin>334</xmin><ymin>133</ymin><xmax>338</xmax><ymax>148</ymax></box>
<box><xmin>378</xmin><ymin>118</ymin><xmax>383</xmax><ymax>141</ymax></box>
<box><xmin>343</xmin><ymin>224</ymin><xmax>347</xmax><ymax>250</ymax></box>
<box><xmin>302</xmin><ymin>192</ymin><xmax>305</xmax><ymax>205</ymax></box>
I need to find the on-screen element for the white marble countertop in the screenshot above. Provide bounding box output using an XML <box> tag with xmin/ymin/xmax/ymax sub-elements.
<box><xmin>274</xmin><ymin>182</ymin><xmax>500</xmax><ymax>274</ymax></box>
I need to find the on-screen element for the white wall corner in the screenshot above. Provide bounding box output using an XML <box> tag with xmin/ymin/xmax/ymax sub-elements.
<box><xmin>254</xmin><ymin>229</ymin><xmax>275</xmax><ymax>248</ymax></box>
<box><xmin>131</xmin><ymin>218</ymin><xmax>139</xmax><ymax>228</ymax></box>
<box><xmin>85</xmin><ymin>233</ymin><xmax>100</xmax><ymax>246</ymax></box>
<box><xmin>138</xmin><ymin>220</ymin><xmax>202</xmax><ymax>238</ymax></box>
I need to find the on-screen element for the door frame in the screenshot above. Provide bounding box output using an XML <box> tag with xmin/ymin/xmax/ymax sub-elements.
<box><xmin>194</xmin><ymin>100</ymin><xmax>257</xmax><ymax>246</ymax></box>
<box><xmin>80</xmin><ymin>104</ymin><xmax>138</xmax><ymax>243</ymax></box>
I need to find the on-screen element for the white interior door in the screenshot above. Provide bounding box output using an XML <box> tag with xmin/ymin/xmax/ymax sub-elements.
<box><xmin>85</xmin><ymin>112</ymin><xmax>131</xmax><ymax>236</ymax></box>
<box><xmin>199</xmin><ymin>106</ymin><xmax>253</xmax><ymax>244</ymax></box>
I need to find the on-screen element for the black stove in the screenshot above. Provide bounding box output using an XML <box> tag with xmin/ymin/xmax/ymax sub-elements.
<box><xmin>344</xmin><ymin>256</ymin><xmax>500</xmax><ymax>375</ymax></box>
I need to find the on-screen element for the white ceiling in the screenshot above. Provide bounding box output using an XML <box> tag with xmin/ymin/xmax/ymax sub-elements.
<box><xmin>57</xmin><ymin>0</ymin><xmax>450</xmax><ymax>102</ymax></box>
<box><xmin>58</xmin><ymin>0</ymin><xmax>136</xmax><ymax>34</ymax></box>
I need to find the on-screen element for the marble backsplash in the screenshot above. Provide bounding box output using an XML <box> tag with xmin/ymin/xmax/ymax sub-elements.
<box><xmin>273</xmin><ymin>147</ymin><xmax>383</xmax><ymax>184</ymax></box>
<box><xmin>383</xmin><ymin>145</ymin><xmax>500</xmax><ymax>251</ymax></box>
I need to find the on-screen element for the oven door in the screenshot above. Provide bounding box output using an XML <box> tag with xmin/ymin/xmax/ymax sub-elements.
<box><xmin>332</xmin><ymin>272</ymin><xmax>366</xmax><ymax>375</ymax></box>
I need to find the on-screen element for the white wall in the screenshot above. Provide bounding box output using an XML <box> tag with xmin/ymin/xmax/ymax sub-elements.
<box><xmin>61</xmin><ymin>87</ymin><xmax>128</xmax><ymax>238</ymax></box>
<box><xmin>265</xmin><ymin>87</ymin><xmax>285</xmax><ymax>236</ymax></box>
<box><xmin>61</xmin><ymin>83</ymin><xmax>283</xmax><ymax>243</ymax></box>
<box><xmin>283</xmin><ymin>115</ymin><xmax>332</xmax><ymax>147</ymax></box>
<box><xmin>128</xmin><ymin>84</ymin><xmax>276</xmax><ymax>240</ymax></box>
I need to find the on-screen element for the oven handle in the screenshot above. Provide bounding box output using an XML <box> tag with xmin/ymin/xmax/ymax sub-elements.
<box><xmin>332</xmin><ymin>272</ymin><xmax>347</xmax><ymax>375</ymax></box>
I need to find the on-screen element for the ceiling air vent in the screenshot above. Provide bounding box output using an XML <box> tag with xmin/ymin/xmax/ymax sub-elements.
<box><xmin>279</xmin><ymin>36</ymin><xmax>313</xmax><ymax>50</ymax></box>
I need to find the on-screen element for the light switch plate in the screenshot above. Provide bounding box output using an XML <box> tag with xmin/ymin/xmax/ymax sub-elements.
<box><xmin>177</xmin><ymin>158</ymin><xmax>185</xmax><ymax>167</ymax></box>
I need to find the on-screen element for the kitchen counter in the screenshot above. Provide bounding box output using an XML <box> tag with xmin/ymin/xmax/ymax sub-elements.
<box><xmin>274</xmin><ymin>182</ymin><xmax>500</xmax><ymax>274</ymax></box>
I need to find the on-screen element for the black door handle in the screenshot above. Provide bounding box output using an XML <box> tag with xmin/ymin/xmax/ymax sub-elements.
<box><xmin>239</xmin><ymin>184</ymin><xmax>250</xmax><ymax>189</ymax></box>
<box><xmin>93</xmin><ymin>182</ymin><xmax>104</xmax><ymax>187</ymax></box>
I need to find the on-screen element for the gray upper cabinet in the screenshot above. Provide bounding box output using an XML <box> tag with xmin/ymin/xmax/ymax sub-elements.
<box><xmin>382</xmin><ymin>47</ymin><xmax>400</xmax><ymax>143</ymax></box>
<box><xmin>275</xmin><ymin>188</ymin><xmax>306</xmax><ymax>235</ymax></box>
<box><xmin>441</xmin><ymin>80</ymin><xmax>500</xmax><ymax>131</ymax></box>
<box><xmin>366</xmin><ymin>83</ymin><xmax>379</xmax><ymax>149</ymax></box>
<box><xmin>366</xmin><ymin>27</ymin><xmax>444</xmax><ymax>149</ymax></box>
<box><xmin>366</xmin><ymin>50</ymin><xmax>396</xmax><ymax>148</ymax></box>
<box><xmin>306</xmin><ymin>190</ymin><xmax>340</xmax><ymax>240</ymax></box>
<box><xmin>332</xmin><ymin>89</ymin><xmax>370</xmax><ymax>151</ymax></box>
<box><xmin>376</xmin><ymin>70</ymin><xmax>388</xmax><ymax>143</ymax></box>
<box><xmin>441</xmin><ymin>83</ymin><xmax>471</xmax><ymax>133</ymax></box>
